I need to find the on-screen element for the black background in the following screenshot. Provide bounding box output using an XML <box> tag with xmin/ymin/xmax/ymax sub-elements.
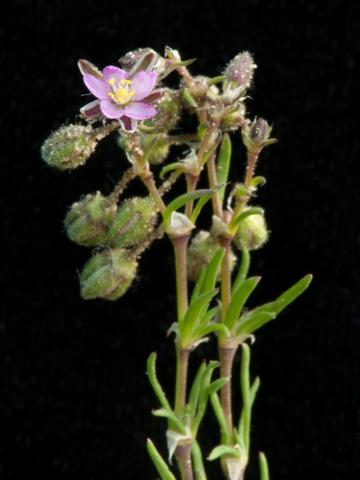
<box><xmin>1</xmin><ymin>0</ymin><xmax>359</xmax><ymax>479</ymax></box>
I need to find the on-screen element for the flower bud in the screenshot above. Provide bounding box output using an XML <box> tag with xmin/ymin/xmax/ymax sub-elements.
<box><xmin>141</xmin><ymin>134</ymin><xmax>170</xmax><ymax>165</ymax></box>
<box><xmin>64</xmin><ymin>192</ymin><xmax>116</xmax><ymax>247</ymax></box>
<box><xmin>41</xmin><ymin>124</ymin><xmax>98</xmax><ymax>170</ymax></box>
<box><xmin>242</xmin><ymin>117</ymin><xmax>277</xmax><ymax>153</ymax></box>
<box><xmin>234</xmin><ymin>208</ymin><xmax>269</xmax><ymax>251</ymax></box>
<box><xmin>107</xmin><ymin>197</ymin><xmax>157</xmax><ymax>248</ymax></box>
<box><xmin>119</xmin><ymin>47</ymin><xmax>166</xmax><ymax>75</ymax></box>
<box><xmin>187</xmin><ymin>231</ymin><xmax>236</xmax><ymax>282</ymax></box>
<box><xmin>143</xmin><ymin>88</ymin><xmax>182</xmax><ymax>132</ymax></box>
<box><xmin>224</xmin><ymin>51</ymin><xmax>256</xmax><ymax>89</ymax></box>
<box><xmin>80</xmin><ymin>248</ymin><xmax>137</xmax><ymax>301</ymax></box>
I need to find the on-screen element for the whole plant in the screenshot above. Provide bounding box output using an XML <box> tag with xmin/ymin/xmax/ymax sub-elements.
<box><xmin>41</xmin><ymin>47</ymin><xmax>312</xmax><ymax>480</ymax></box>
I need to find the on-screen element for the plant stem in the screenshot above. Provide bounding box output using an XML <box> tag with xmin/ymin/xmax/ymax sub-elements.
<box><xmin>218</xmin><ymin>343</ymin><xmax>236</xmax><ymax>437</ymax></box>
<box><xmin>175</xmin><ymin>442</ymin><xmax>193</xmax><ymax>480</ymax></box>
<box><xmin>108</xmin><ymin>167</ymin><xmax>136</xmax><ymax>204</ymax></box>
<box><xmin>244</xmin><ymin>151</ymin><xmax>259</xmax><ymax>187</ymax></box>
<box><xmin>206</xmin><ymin>153</ymin><xmax>223</xmax><ymax>218</ymax></box>
<box><xmin>141</xmin><ymin>171</ymin><xmax>166</xmax><ymax>213</ymax></box>
<box><xmin>220</xmin><ymin>237</ymin><xmax>232</xmax><ymax>323</ymax></box>
<box><xmin>174</xmin><ymin>346</ymin><xmax>190</xmax><ymax>416</ymax></box>
<box><xmin>185</xmin><ymin>174</ymin><xmax>199</xmax><ymax>218</ymax></box>
<box><xmin>172</xmin><ymin>234</ymin><xmax>190</xmax><ymax>324</ymax></box>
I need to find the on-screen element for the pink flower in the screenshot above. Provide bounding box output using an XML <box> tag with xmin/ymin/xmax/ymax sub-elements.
<box><xmin>78</xmin><ymin>59</ymin><xmax>161</xmax><ymax>131</ymax></box>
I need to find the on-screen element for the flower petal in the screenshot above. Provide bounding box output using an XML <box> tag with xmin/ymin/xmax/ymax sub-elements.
<box><xmin>131</xmin><ymin>71</ymin><xmax>158</xmax><ymax>101</ymax></box>
<box><xmin>119</xmin><ymin>116</ymin><xmax>138</xmax><ymax>132</ymax></box>
<box><xmin>142</xmin><ymin>90</ymin><xmax>163</xmax><ymax>104</ymax></box>
<box><xmin>122</xmin><ymin>101</ymin><xmax>157</xmax><ymax>120</ymax></box>
<box><xmin>100</xmin><ymin>99</ymin><xmax>125</xmax><ymax>119</ymax></box>
<box><xmin>80</xmin><ymin>99</ymin><xmax>102</xmax><ymax>117</ymax></box>
<box><xmin>102</xmin><ymin>66</ymin><xmax>129</xmax><ymax>82</ymax></box>
<box><xmin>83</xmin><ymin>74</ymin><xmax>110</xmax><ymax>99</ymax></box>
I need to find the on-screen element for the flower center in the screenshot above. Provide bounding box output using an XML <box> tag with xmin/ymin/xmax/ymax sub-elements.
<box><xmin>107</xmin><ymin>77</ymin><xmax>135</xmax><ymax>105</ymax></box>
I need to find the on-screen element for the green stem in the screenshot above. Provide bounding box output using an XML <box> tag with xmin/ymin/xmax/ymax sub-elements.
<box><xmin>218</xmin><ymin>344</ymin><xmax>236</xmax><ymax>437</ymax></box>
<box><xmin>206</xmin><ymin>153</ymin><xmax>223</xmax><ymax>218</ymax></box>
<box><xmin>174</xmin><ymin>346</ymin><xmax>191</xmax><ymax>416</ymax></box>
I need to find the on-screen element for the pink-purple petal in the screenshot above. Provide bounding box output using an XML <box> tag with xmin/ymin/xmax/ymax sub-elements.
<box><xmin>119</xmin><ymin>116</ymin><xmax>138</xmax><ymax>132</ymax></box>
<box><xmin>83</xmin><ymin>74</ymin><xmax>110</xmax><ymax>99</ymax></box>
<box><xmin>122</xmin><ymin>101</ymin><xmax>157</xmax><ymax>120</ymax></box>
<box><xmin>102</xmin><ymin>66</ymin><xmax>129</xmax><ymax>82</ymax></box>
<box><xmin>131</xmin><ymin>71</ymin><xmax>158</xmax><ymax>101</ymax></box>
<box><xmin>100</xmin><ymin>99</ymin><xmax>125</xmax><ymax>119</ymax></box>
<box><xmin>80</xmin><ymin>99</ymin><xmax>102</xmax><ymax>117</ymax></box>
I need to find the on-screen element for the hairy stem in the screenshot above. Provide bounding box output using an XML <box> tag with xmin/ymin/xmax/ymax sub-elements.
<box><xmin>244</xmin><ymin>151</ymin><xmax>259</xmax><ymax>187</ymax></box>
<box><xmin>141</xmin><ymin>171</ymin><xmax>166</xmax><ymax>213</ymax></box>
<box><xmin>108</xmin><ymin>167</ymin><xmax>136</xmax><ymax>204</ymax></box>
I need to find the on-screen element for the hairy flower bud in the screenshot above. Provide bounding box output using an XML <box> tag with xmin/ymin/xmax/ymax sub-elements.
<box><xmin>143</xmin><ymin>88</ymin><xmax>182</xmax><ymax>132</ymax></box>
<box><xmin>64</xmin><ymin>192</ymin><xmax>116</xmax><ymax>247</ymax></box>
<box><xmin>107</xmin><ymin>197</ymin><xmax>157</xmax><ymax>248</ymax></box>
<box><xmin>224</xmin><ymin>51</ymin><xmax>256</xmax><ymax>89</ymax></box>
<box><xmin>41</xmin><ymin>124</ymin><xmax>98</xmax><ymax>170</ymax></box>
<box><xmin>187</xmin><ymin>231</ymin><xmax>236</xmax><ymax>282</ymax></box>
<box><xmin>141</xmin><ymin>134</ymin><xmax>170</xmax><ymax>165</ymax></box>
<box><xmin>119</xmin><ymin>48</ymin><xmax>166</xmax><ymax>75</ymax></box>
<box><xmin>80</xmin><ymin>249</ymin><xmax>138</xmax><ymax>300</ymax></box>
<box><xmin>242</xmin><ymin>117</ymin><xmax>277</xmax><ymax>153</ymax></box>
<box><xmin>234</xmin><ymin>208</ymin><xmax>269</xmax><ymax>251</ymax></box>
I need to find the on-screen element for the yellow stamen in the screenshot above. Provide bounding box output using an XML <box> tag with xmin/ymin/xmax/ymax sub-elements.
<box><xmin>107</xmin><ymin>77</ymin><xmax>136</xmax><ymax>105</ymax></box>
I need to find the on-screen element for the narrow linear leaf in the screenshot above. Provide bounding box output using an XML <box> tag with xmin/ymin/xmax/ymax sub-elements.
<box><xmin>193</xmin><ymin>323</ymin><xmax>230</xmax><ymax>340</ymax></box>
<box><xmin>208</xmin><ymin>445</ymin><xmax>241</xmax><ymax>461</ymax></box>
<box><xmin>181</xmin><ymin>289</ymin><xmax>218</xmax><ymax>342</ymax></box>
<box><xmin>160</xmin><ymin>162</ymin><xmax>184</xmax><ymax>180</ymax></box>
<box><xmin>210</xmin><ymin>393</ymin><xmax>231</xmax><ymax>445</ymax></box>
<box><xmin>188</xmin><ymin>362</ymin><xmax>207</xmax><ymax>418</ymax></box>
<box><xmin>163</xmin><ymin>189</ymin><xmax>213</xmax><ymax>227</ymax></box>
<box><xmin>192</xmin><ymin>440</ymin><xmax>207</xmax><ymax>480</ymax></box>
<box><xmin>190</xmin><ymin>267</ymin><xmax>207</xmax><ymax>304</ymax></box>
<box><xmin>200</xmin><ymin>249</ymin><xmax>224</xmax><ymax>295</ymax></box>
<box><xmin>232</xmin><ymin>207</ymin><xmax>264</xmax><ymax>230</ymax></box>
<box><xmin>207</xmin><ymin>377</ymin><xmax>229</xmax><ymax>397</ymax></box>
<box><xmin>216</xmin><ymin>134</ymin><xmax>232</xmax><ymax>202</ymax></box>
<box><xmin>236</xmin><ymin>311</ymin><xmax>276</xmax><ymax>336</ymax></box>
<box><xmin>191</xmin><ymin>193</ymin><xmax>213</xmax><ymax>224</ymax></box>
<box><xmin>183</xmin><ymin>87</ymin><xmax>199</xmax><ymax>108</ymax></box>
<box><xmin>259</xmin><ymin>452</ymin><xmax>270</xmax><ymax>480</ymax></box>
<box><xmin>147</xmin><ymin>353</ymin><xmax>171</xmax><ymax>410</ymax></box>
<box><xmin>239</xmin><ymin>344</ymin><xmax>251</xmax><ymax>452</ymax></box>
<box><xmin>225</xmin><ymin>277</ymin><xmax>261</xmax><ymax>331</ymax></box>
<box><xmin>200</xmin><ymin>306</ymin><xmax>219</xmax><ymax>325</ymax></box>
<box><xmin>147</xmin><ymin>439</ymin><xmax>177</xmax><ymax>480</ymax></box>
<box><xmin>232</xmin><ymin>245</ymin><xmax>250</xmax><ymax>293</ymax></box>
<box><xmin>250</xmin><ymin>376</ymin><xmax>260</xmax><ymax>405</ymax></box>
<box><xmin>192</xmin><ymin>362</ymin><xmax>218</xmax><ymax>434</ymax></box>
<box><xmin>153</xmin><ymin>408</ymin><xmax>187</xmax><ymax>435</ymax></box>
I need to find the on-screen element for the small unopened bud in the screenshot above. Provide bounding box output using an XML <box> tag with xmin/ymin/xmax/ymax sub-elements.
<box><xmin>187</xmin><ymin>231</ymin><xmax>236</xmax><ymax>282</ymax></box>
<box><xmin>242</xmin><ymin>117</ymin><xmax>277</xmax><ymax>153</ymax></box>
<box><xmin>107</xmin><ymin>197</ymin><xmax>157</xmax><ymax>248</ymax></box>
<box><xmin>119</xmin><ymin>47</ymin><xmax>166</xmax><ymax>75</ymax></box>
<box><xmin>224</xmin><ymin>51</ymin><xmax>256</xmax><ymax>89</ymax></box>
<box><xmin>64</xmin><ymin>192</ymin><xmax>116</xmax><ymax>247</ymax></box>
<box><xmin>234</xmin><ymin>208</ymin><xmax>269</xmax><ymax>251</ymax></box>
<box><xmin>143</xmin><ymin>88</ymin><xmax>182</xmax><ymax>132</ymax></box>
<box><xmin>41</xmin><ymin>124</ymin><xmax>98</xmax><ymax>170</ymax></box>
<box><xmin>80</xmin><ymin>248</ymin><xmax>138</xmax><ymax>301</ymax></box>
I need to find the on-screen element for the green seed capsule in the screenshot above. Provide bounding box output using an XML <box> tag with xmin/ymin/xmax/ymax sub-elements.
<box><xmin>41</xmin><ymin>124</ymin><xmax>98</xmax><ymax>170</ymax></box>
<box><xmin>107</xmin><ymin>197</ymin><xmax>157</xmax><ymax>248</ymax></box>
<box><xmin>64</xmin><ymin>192</ymin><xmax>116</xmax><ymax>247</ymax></box>
<box><xmin>80</xmin><ymin>248</ymin><xmax>137</xmax><ymax>301</ymax></box>
<box><xmin>143</xmin><ymin>88</ymin><xmax>182</xmax><ymax>132</ymax></box>
<box><xmin>234</xmin><ymin>209</ymin><xmax>269</xmax><ymax>251</ymax></box>
<box><xmin>187</xmin><ymin>230</ymin><xmax>236</xmax><ymax>282</ymax></box>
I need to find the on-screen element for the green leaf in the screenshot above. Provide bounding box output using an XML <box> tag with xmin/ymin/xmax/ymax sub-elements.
<box><xmin>208</xmin><ymin>445</ymin><xmax>241</xmax><ymax>461</ymax></box>
<box><xmin>192</xmin><ymin>440</ymin><xmax>207</xmax><ymax>480</ymax></box>
<box><xmin>238</xmin><ymin>344</ymin><xmax>251</xmax><ymax>453</ymax></box>
<box><xmin>190</xmin><ymin>194</ymin><xmax>213</xmax><ymax>224</ymax></box>
<box><xmin>210</xmin><ymin>392</ymin><xmax>231</xmax><ymax>445</ymax></box>
<box><xmin>163</xmin><ymin>189</ymin><xmax>214</xmax><ymax>227</ymax></box>
<box><xmin>236</xmin><ymin>311</ymin><xmax>276</xmax><ymax>336</ymax></box>
<box><xmin>180</xmin><ymin>289</ymin><xmax>218</xmax><ymax>343</ymax></box>
<box><xmin>225</xmin><ymin>277</ymin><xmax>261</xmax><ymax>331</ymax></box>
<box><xmin>200</xmin><ymin>249</ymin><xmax>224</xmax><ymax>295</ymax></box>
<box><xmin>232</xmin><ymin>245</ymin><xmax>250</xmax><ymax>293</ymax></box>
<box><xmin>232</xmin><ymin>207</ymin><xmax>264</xmax><ymax>230</ymax></box>
<box><xmin>250</xmin><ymin>176</ymin><xmax>266</xmax><ymax>188</ymax></box>
<box><xmin>152</xmin><ymin>408</ymin><xmax>187</xmax><ymax>435</ymax></box>
<box><xmin>207</xmin><ymin>377</ymin><xmax>228</xmax><ymax>397</ymax></box>
<box><xmin>193</xmin><ymin>323</ymin><xmax>230</xmax><ymax>340</ymax></box>
<box><xmin>147</xmin><ymin>353</ymin><xmax>171</xmax><ymax>411</ymax></box>
<box><xmin>259</xmin><ymin>452</ymin><xmax>270</xmax><ymax>480</ymax></box>
<box><xmin>190</xmin><ymin>268</ymin><xmax>207</xmax><ymax>304</ymax></box>
<box><xmin>160</xmin><ymin>162</ymin><xmax>184</xmax><ymax>180</ymax></box>
<box><xmin>207</xmin><ymin>75</ymin><xmax>226</xmax><ymax>86</ymax></box>
<box><xmin>188</xmin><ymin>362</ymin><xmax>207</xmax><ymax>418</ymax></box>
<box><xmin>200</xmin><ymin>306</ymin><xmax>219</xmax><ymax>325</ymax></box>
<box><xmin>250</xmin><ymin>274</ymin><xmax>313</xmax><ymax>317</ymax></box>
<box><xmin>250</xmin><ymin>376</ymin><xmax>260</xmax><ymax>405</ymax></box>
<box><xmin>216</xmin><ymin>134</ymin><xmax>232</xmax><ymax>202</ymax></box>
<box><xmin>183</xmin><ymin>87</ymin><xmax>199</xmax><ymax>108</ymax></box>
<box><xmin>192</xmin><ymin>361</ymin><xmax>219</xmax><ymax>435</ymax></box>
<box><xmin>147</xmin><ymin>439</ymin><xmax>177</xmax><ymax>480</ymax></box>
